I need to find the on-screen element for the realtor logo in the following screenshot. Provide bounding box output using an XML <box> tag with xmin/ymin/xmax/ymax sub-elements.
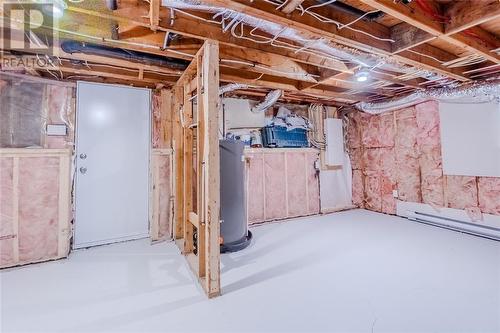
<box><xmin>1</xmin><ymin>1</ymin><xmax>56</xmax><ymax>54</ymax></box>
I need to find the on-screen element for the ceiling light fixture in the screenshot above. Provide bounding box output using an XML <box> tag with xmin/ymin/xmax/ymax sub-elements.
<box><xmin>355</xmin><ymin>69</ymin><xmax>370</xmax><ymax>82</ymax></box>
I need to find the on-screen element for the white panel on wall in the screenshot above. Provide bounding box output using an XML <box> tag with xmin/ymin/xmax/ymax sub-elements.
<box><xmin>223</xmin><ymin>98</ymin><xmax>265</xmax><ymax>130</ymax></box>
<box><xmin>325</xmin><ymin>118</ymin><xmax>344</xmax><ymax>166</ymax></box>
<box><xmin>319</xmin><ymin>153</ymin><xmax>352</xmax><ymax>213</ymax></box>
<box><xmin>439</xmin><ymin>100</ymin><xmax>500</xmax><ymax>177</ymax></box>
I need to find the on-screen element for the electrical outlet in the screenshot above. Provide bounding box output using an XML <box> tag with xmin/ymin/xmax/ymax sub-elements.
<box><xmin>392</xmin><ymin>190</ymin><xmax>399</xmax><ymax>198</ymax></box>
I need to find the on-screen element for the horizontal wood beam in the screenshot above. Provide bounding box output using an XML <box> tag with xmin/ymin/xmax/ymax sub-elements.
<box><xmin>204</xmin><ymin>0</ymin><xmax>470</xmax><ymax>80</ymax></box>
<box><xmin>444</xmin><ymin>0</ymin><xmax>500</xmax><ymax>35</ymax></box>
<box><xmin>361</xmin><ymin>0</ymin><xmax>500</xmax><ymax>64</ymax></box>
<box><xmin>391</xmin><ymin>23</ymin><xmax>435</xmax><ymax>53</ymax></box>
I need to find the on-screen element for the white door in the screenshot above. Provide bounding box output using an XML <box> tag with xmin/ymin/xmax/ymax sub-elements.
<box><xmin>74</xmin><ymin>82</ymin><xmax>150</xmax><ymax>249</ymax></box>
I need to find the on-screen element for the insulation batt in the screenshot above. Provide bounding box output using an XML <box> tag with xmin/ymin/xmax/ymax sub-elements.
<box><xmin>0</xmin><ymin>158</ymin><xmax>15</xmax><ymax>266</ymax></box>
<box><xmin>152</xmin><ymin>91</ymin><xmax>162</xmax><ymax>149</ymax></box>
<box><xmin>346</xmin><ymin>100</ymin><xmax>500</xmax><ymax>219</ymax></box>
<box><xmin>445</xmin><ymin>176</ymin><xmax>478</xmax><ymax>210</ymax></box>
<box><xmin>18</xmin><ymin>157</ymin><xmax>60</xmax><ymax>262</ymax></box>
<box><xmin>478</xmin><ymin>177</ymin><xmax>500</xmax><ymax>215</ymax></box>
<box><xmin>45</xmin><ymin>85</ymin><xmax>74</xmax><ymax>149</ymax></box>
<box><xmin>157</xmin><ymin>154</ymin><xmax>172</xmax><ymax>239</ymax></box>
<box><xmin>245</xmin><ymin>150</ymin><xmax>320</xmax><ymax>224</ymax></box>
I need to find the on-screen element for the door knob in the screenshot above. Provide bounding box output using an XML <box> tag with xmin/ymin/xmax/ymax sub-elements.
<box><xmin>79</xmin><ymin>153</ymin><xmax>87</xmax><ymax>159</ymax></box>
<box><xmin>79</xmin><ymin>167</ymin><xmax>87</xmax><ymax>174</ymax></box>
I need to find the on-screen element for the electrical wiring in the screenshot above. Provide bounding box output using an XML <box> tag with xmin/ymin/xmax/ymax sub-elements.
<box><xmin>302</xmin><ymin>0</ymin><xmax>337</xmax><ymax>13</ymax></box>
<box><xmin>277</xmin><ymin>0</ymin><xmax>395</xmax><ymax>43</ymax></box>
<box><xmin>307</xmin><ymin>104</ymin><xmax>327</xmax><ymax>150</ymax></box>
<box><xmin>414</xmin><ymin>0</ymin><xmax>450</xmax><ymax>23</ymax></box>
<box><xmin>220</xmin><ymin>58</ymin><xmax>320</xmax><ymax>79</ymax></box>
<box><xmin>302</xmin><ymin>9</ymin><xmax>395</xmax><ymax>43</ymax></box>
<box><xmin>406</xmin><ymin>49</ymin><xmax>444</xmax><ymax>64</ymax></box>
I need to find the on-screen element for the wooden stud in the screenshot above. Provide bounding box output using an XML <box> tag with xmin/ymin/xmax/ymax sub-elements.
<box><xmin>57</xmin><ymin>153</ymin><xmax>71</xmax><ymax>257</ymax></box>
<box><xmin>182</xmin><ymin>83</ymin><xmax>195</xmax><ymax>254</ymax></box>
<box><xmin>12</xmin><ymin>157</ymin><xmax>19</xmax><ymax>264</ymax></box>
<box><xmin>201</xmin><ymin>40</ymin><xmax>221</xmax><ymax>297</ymax></box>
<box><xmin>172</xmin><ymin>86</ymin><xmax>185</xmax><ymax>240</ymax></box>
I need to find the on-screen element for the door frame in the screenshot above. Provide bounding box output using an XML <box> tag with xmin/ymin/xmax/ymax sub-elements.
<box><xmin>73</xmin><ymin>81</ymin><xmax>152</xmax><ymax>249</ymax></box>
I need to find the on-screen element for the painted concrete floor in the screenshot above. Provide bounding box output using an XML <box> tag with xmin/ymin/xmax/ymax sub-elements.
<box><xmin>1</xmin><ymin>209</ymin><xmax>500</xmax><ymax>333</ymax></box>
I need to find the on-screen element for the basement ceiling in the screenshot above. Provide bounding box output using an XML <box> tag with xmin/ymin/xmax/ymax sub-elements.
<box><xmin>1</xmin><ymin>0</ymin><xmax>499</xmax><ymax>106</ymax></box>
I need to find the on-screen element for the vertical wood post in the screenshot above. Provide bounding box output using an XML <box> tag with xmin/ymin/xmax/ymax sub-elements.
<box><xmin>201</xmin><ymin>40</ymin><xmax>221</xmax><ymax>297</ymax></box>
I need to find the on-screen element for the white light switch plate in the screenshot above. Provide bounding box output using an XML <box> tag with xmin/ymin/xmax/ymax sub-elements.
<box><xmin>392</xmin><ymin>190</ymin><xmax>399</xmax><ymax>198</ymax></box>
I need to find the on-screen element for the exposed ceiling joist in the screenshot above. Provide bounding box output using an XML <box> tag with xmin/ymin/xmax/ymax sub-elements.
<box><xmin>149</xmin><ymin>0</ymin><xmax>161</xmax><ymax>31</ymax></box>
<box><xmin>444</xmin><ymin>0</ymin><xmax>500</xmax><ymax>35</ymax></box>
<box><xmin>360</xmin><ymin>0</ymin><xmax>500</xmax><ymax>64</ymax></box>
<box><xmin>203</xmin><ymin>0</ymin><xmax>470</xmax><ymax>80</ymax></box>
<box><xmin>390</xmin><ymin>23</ymin><xmax>435</xmax><ymax>53</ymax></box>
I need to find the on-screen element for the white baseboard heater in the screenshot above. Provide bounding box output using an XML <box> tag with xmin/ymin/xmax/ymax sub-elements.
<box><xmin>396</xmin><ymin>201</ymin><xmax>500</xmax><ymax>241</ymax></box>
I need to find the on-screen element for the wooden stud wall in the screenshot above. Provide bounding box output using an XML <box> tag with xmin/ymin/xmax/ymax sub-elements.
<box><xmin>173</xmin><ymin>40</ymin><xmax>221</xmax><ymax>298</ymax></box>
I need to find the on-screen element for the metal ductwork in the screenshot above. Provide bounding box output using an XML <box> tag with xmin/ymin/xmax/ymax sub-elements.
<box><xmin>60</xmin><ymin>40</ymin><xmax>189</xmax><ymax>70</ymax></box>
<box><xmin>317</xmin><ymin>0</ymin><xmax>385</xmax><ymax>22</ymax></box>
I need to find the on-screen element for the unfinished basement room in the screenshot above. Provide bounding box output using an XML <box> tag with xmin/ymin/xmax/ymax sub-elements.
<box><xmin>1</xmin><ymin>0</ymin><xmax>499</xmax><ymax>332</ymax></box>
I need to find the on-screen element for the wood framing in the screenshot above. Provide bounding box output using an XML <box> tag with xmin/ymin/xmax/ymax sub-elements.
<box><xmin>173</xmin><ymin>40</ymin><xmax>221</xmax><ymax>298</ymax></box>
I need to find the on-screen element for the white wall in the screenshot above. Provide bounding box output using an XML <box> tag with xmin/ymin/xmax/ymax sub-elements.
<box><xmin>439</xmin><ymin>100</ymin><xmax>500</xmax><ymax>177</ymax></box>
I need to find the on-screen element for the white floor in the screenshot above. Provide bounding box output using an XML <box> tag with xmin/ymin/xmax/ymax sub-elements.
<box><xmin>1</xmin><ymin>209</ymin><xmax>500</xmax><ymax>333</ymax></box>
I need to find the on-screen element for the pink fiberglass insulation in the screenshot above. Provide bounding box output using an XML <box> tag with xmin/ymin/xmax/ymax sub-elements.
<box><xmin>418</xmin><ymin>145</ymin><xmax>444</xmax><ymax>207</ymax></box>
<box><xmin>286</xmin><ymin>152</ymin><xmax>308</xmax><ymax>217</ymax></box>
<box><xmin>361</xmin><ymin>112</ymin><xmax>395</xmax><ymax>148</ymax></box>
<box><xmin>348</xmin><ymin>148</ymin><xmax>363</xmax><ymax>170</ymax></box>
<box><xmin>306</xmin><ymin>151</ymin><xmax>320</xmax><ymax>214</ymax></box>
<box><xmin>395</xmin><ymin>148</ymin><xmax>421</xmax><ymax>203</ymax></box>
<box><xmin>246</xmin><ymin>153</ymin><xmax>265</xmax><ymax>224</ymax></box>
<box><xmin>352</xmin><ymin>170</ymin><xmax>364</xmax><ymax>208</ymax></box>
<box><xmin>18</xmin><ymin>157</ymin><xmax>60</xmax><ymax>262</ymax></box>
<box><xmin>346</xmin><ymin>112</ymin><xmax>362</xmax><ymax>149</ymax></box>
<box><xmin>246</xmin><ymin>150</ymin><xmax>320</xmax><ymax>224</ymax></box>
<box><xmin>415</xmin><ymin>101</ymin><xmax>441</xmax><ymax>147</ymax></box>
<box><xmin>45</xmin><ymin>85</ymin><xmax>74</xmax><ymax>149</ymax></box>
<box><xmin>157</xmin><ymin>154</ymin><xmax>172</xmax><ymax>239</ymax></box>
<box><xmin>364</xmin><ymin>172</ymin><xmax>382</xmax><ymax>212</ymax></box>
<box><xmin>152</xmin><ymin>91</ymin><xmax>162</xmax><ymax>149</ymax></box>
<box><xmin>415</xmin><ymin>101</ymin><xmax>444</xmax><ymax>207</ymax></box>
<box><xmin>395</xmin><ymin>107</ymin><xmax>418</xmax><ymax>149</ymax></box>
<box><xmin>0</xmin><ymin>157</ymin><xmax>15</xmax><ymax>266</ymax></box>
<box><xmin>478</xmin><ymin>177</ymin><xmax>500</xmax><ymax>215</ymax></box>
<box><xmin>363</xmin><ymin>148</ymin><xmax>396</xmax><ymax>175</ymax></box>
<box><xmin>347</xmin><ymin>100</ymin><xmax>500</xmax><ymax>218</ymax></box>
<box><xmin>445</xmin><ymin>176</ymin><xmax>478</xmax><ymax>210</ymax></box>
<box><xmin>264</xmin><ymin>153</ymin><xmax>287</xmax><ymax>220</ymax></box>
